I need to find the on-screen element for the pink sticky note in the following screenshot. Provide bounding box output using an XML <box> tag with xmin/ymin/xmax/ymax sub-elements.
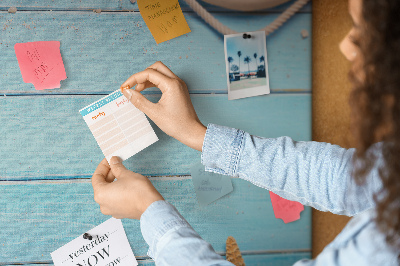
<box><xmin>14</xmin><ymin>41</ymin><xmax>67</xmax><ymax>90</ymax></box>
<box><xmin>270</xmin><ymin>191</ymin><xmax>304</xmax><ymax>223</ymax></box>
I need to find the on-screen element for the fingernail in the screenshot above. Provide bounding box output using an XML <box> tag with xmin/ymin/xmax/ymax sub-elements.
<box><xmin>124</xmin><ymin>89</ymin><xmax>133</xmax><ymax>100</ymax></box>
<box><xmin>121</xmin><ymin>85</ymin><xmax>130</xmax><ymax>92</ymax></box>
<box><xmin>110</xmin><ymin>156</ymin><xmax>122</xmax><ymax>165</ymax></box>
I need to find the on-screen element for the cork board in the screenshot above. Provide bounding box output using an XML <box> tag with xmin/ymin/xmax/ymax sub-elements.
<box><xmin>312</xmin><ymin>0</ymin><xmax>353</xmax><ymax>257</ymax></box>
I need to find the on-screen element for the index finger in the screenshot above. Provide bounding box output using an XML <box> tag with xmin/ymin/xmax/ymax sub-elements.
<box><xmin>147</xmin><ymin>61</ymin><xmax>178</xmax><ymax>79</ymax></box>
<box><xmin>120</xmin><ymin>68</ymin><xmax>173</xmax><ymax>94</ymax></box>
<box><xmin>91</xmin><ymin>158</ymin><xmax>110</xmax><ymax>192</ymax></box>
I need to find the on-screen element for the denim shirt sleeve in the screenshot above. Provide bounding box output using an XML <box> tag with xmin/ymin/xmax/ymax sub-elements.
<box><xmin>140</xmin><ymin>200</ymin><xmax>234</xmax><ymax>266</ymax></box>
<box><xmin>201</xmin><ymin>124</ymin><xmax>383</xmax><ymax>216</ymax></box>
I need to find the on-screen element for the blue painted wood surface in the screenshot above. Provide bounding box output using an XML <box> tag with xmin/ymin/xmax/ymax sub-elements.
<box><xmin>0</xmin><ymin>12</ymin><xmax>311</xmax><ymax>94</ymax></box>
<box><xmin>0</xmin><ymin>94</ymin><xmax>310</xmax><ymax>180</ymax></box>
<box><xmin>0</xmin><ymin>0</ymin><xmax>311</xmax><ymax>12</ymax></box>
<box><xmin>3</xmin><ymin>253</ymin><xmax>311</xmax><ymax>266</ymax></box>
<box><xmin>1</xmin><ymin>179</ymin><xmax>311</xmax><ymax>262</ymax></box>
<box><xmin>0</xmin><ymin>0</ymin><xmax>312</xmax><ymax>264</ymax></box>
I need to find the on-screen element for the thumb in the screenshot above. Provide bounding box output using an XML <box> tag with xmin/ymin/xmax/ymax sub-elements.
<box><xmin>92</xmin><ymin>158</ymin><xmax>110</xmax><ymax>190</ymax></box>
<box><xmin>109</xmin><ymin>156</ymin><xmax>129</xmax><ymax>178</ymax></box>
<box><xmin>123</xmin><ymin>89</ymin><xmax>155</xmax><ymax>116</ymax></box>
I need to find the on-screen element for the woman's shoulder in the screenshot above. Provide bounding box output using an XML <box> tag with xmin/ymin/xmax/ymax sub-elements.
<box><xmin>325</xmin><ymin>209</ymin><xmax>399</xmax><ymax>265</ymax></box>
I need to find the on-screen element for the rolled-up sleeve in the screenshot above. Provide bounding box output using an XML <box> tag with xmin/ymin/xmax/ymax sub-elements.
<box><xmin>201</xmin><ymin>124</ymin><xmax>382</xmax><ymax>216</ymax></box>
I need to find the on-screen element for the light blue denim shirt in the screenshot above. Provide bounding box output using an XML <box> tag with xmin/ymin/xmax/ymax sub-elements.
<box><xmin>140</xmin><ymin>124</ymin><xmax>399</xmax><ymax>265</ymax></box>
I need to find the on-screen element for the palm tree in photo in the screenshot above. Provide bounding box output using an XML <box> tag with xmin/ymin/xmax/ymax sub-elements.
<box><xmin>260</xmin><ymin>55</ymin><xmax>265</xmax><ymax>71</ymax></box>
<box><xmin>253</xmin><ymin>53</ymin><xmax>258</xmax><ymax>72</ymax></box>
<box><xmin>237</xmin><ymin>51</ymin><xmax>242</xmax><ymax>77</ymax></box>
<box><xmin>227</xmin><ymin>56</ymin><xmax>233</xmax><ymax>74</ymax></box>
<box><xmin>258</xmin><ymin>55</ymin><xmax>266</xmax><ymax>77</ymax></box>
<box><xmin>244</xmin><ymin>56</ymin><xmax>251</xmax><ymax>77</ymax></box>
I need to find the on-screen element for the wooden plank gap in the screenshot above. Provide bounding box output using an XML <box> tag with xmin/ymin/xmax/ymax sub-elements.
<box><xmin>0</xmin><ymin>175</ymin><xmax>242</xmax><ymax>184</ymax></box>
<box><xmin>216</xmin><ymin>249</ymin><xmax>312</xmax><ymax>256</ymax></box>
<box><xmin>0</xmin><ymin>8</ymin><xmax>311</xmax><ymax>14</ymax></box>
<box><xmin>0</xmin><ymin>91</ymin><xmax>311</xmax><ymax>97</ymax></box>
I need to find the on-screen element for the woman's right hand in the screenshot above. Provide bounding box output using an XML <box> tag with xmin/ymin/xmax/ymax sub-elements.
<box><xmin>120</xmin><ymin>61</ymin><xmax>207</xmax><ymax>151</ymax></box>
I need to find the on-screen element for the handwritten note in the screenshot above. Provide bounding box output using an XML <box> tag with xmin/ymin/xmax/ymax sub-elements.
<box><xmin>191</xmin><ymin>162</ymin><xmax>233</xmax><ymax>206</ymax></box>
<box><xmin>137</xmin><ymin>0</ymin><xmax>191</xmax><ymax>44</ymax></box>
<box><xmin>14</xmin><ymin>41</ymin><xmax>67</xmax><ymax>90</ymax></box>
<box><xmin>269</xmin><ymin>191</ymin><xmax>304</xmax><ymax>223</ymax></box>
<box><xmin>79</xmin><ymin>90</ymin><xmax>158</xmax><ymax>162</ymax></box>
<box><xmin>51</xmin><ymin>218</ymin><xmax>138</xmax><ymax>266</ymax></box>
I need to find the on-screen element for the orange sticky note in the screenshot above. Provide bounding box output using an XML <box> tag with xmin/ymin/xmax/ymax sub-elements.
<box><xmin>269</xmin><ymin>191</ymin><xmax>304</xmax><ymax>224</ymax></box>
<box><xmin>14</xmin><ymin>41</ymin><xmax>67</xmax><ymax>90</ymax></box>
<box><xmin>137</xmin><ymin>0</ymin><xmax>191</xmax><ymax>44</ymax></box>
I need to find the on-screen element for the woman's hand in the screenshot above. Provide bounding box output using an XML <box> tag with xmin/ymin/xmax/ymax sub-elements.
<box><xmin>120</xmin><ymin>61</ymin><xmax>206</xmax><ymax>152</ymax></box>
<box><xmin>91</xmin><ymin>157</ymin><xmax>164</xmax><ymax>220</ymax></box>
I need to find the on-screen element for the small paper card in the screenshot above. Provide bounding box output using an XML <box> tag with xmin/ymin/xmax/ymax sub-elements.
<box><xmin>14</xmin><ymin>41</ymin><xmax>67</xmax><ymax>90</ymax></box>
<box><xmin>269</xmin><ymin>191</ymin><xmax>304</xmax><ymax>223</ymax></box>
<box><xmin>79</xmin><ymin>90</ymin><xmax>158</xmax><ymax>162</ymax></box>
<box><xmin>137</xmin><ymin>0</ymin><xmax>191</xmax><ymax>44</ymax></box>
<box><xmin>224</xmin><ymin>31</ymin><xmax>270</xmax><ymax>100</ymax></box>
<box><xmin>191</xmin><ymin>162</ymin><xmax>233</xmax><ymax>206</ymax></box>
<box><xmin>51</xmin><ymin>218</ymin><xmax>138</xmax><ymax>266</ymax></box>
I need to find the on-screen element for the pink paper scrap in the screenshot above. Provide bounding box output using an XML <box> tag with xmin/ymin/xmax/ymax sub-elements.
<box><xmin>14</xmin><ymin>41</ymin><xmax>67</xmax><ymax>90</ymax></box>
<box><xmin>269</xmin><ymin>191</ymin><xmax>304</xmax><ymax>223</ymax></box>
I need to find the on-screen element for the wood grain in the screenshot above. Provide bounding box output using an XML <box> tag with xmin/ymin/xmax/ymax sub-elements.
<box><xmin>0</xmin><ymin>179</ymin><xmax>311</xmax><ymax>263</ymax></box>
<box><xmin>3</xmin><ymin>252</ymin><xmax>311</xmax><ymax>266</ymax></box>
<box><xmin>0</xmin><ymin>94</ymin><xmax>310</xmax><ymax>180</ymax></box>
<box><xmin>0</xmin><ymin>1</ymin><xmax>312</xmax><ymax>264</ymax></box>
<box><xmin>0</xmin><ymin>12</ymin><xmax>311</xmax><ymax>95</ymax></box>
<box><xmin>0</xmin><ymin>0</ymin><xmax>311</xmax><ymax>12</ymax></box>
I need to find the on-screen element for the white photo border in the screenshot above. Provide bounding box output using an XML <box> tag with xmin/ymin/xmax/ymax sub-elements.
<box><xmin>224</xmin><ymin>30</ymin><xmax>270</xmax><ymax>100</ymax></box>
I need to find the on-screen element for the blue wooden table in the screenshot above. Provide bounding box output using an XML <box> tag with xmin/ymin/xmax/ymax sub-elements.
<box><xmin>0</xmin><ymin>1</ymin><xmax>312</xmax><ymax>265</ymax></box>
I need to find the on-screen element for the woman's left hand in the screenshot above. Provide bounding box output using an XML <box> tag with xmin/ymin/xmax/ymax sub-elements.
<box><xmin>91</xmin><ymin>157</ymin><xmax>164</xmax><ymax>219</ymax></box>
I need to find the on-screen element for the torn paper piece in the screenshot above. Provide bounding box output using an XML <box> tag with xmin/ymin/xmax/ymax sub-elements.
<box><xmin>269</xmin><ymin>191</ymin><xmax>304</xmax><ymax>223</ymax></box>
<box><xmin>14</xmin><ymin>41</ymin><xmax>67</xmax><ymax>90</ymax></box>
<box><xmin>79</xmin><ymin>90</ymin><xmax>158</xmax><ymax>162</ymax></box>
<box><xmin>137</xmin><ymin>0</ymin><xmax>191</xmax><ymax>44</ymax></box>
<box><xmin>191</xmin><ymin>162</ymin><xmax>233</xmax><ymax>206</ymax></box>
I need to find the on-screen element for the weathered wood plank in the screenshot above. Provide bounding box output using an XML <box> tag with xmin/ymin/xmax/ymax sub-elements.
<box><xmin>239</xmin><ymin>252</ymin><xmax>311</xmax><ymax>265</ymax></box>
<box><xmin>0</xmin><ymin>179</ymin><xmax>311</xmax><ymax>263</ymax></box>
<box><xmin>0</xmin><ymin>12</ymin><xmax>311</xmax><ymax>94</ymax></box>
<box><xmin>0</xmin><ymin>94</ymin><xmax>311</xmax><ymax>180</ymax></box>
<box><xmin>3</xmin><ymin>252</ymin><xmax>311</xmax><ymax>265</ymax></box>
<box><xmin>135</xmin><ymin>252</ymin><xmax>313</xmax><ymax>266</ymax></box>
<box><xmin>0</xmin><ymin>0</ymin><xmax>311</xmax><ymax>12</ymax></box>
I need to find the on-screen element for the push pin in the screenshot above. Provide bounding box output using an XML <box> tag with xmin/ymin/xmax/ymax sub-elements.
<box><xmin>83</xmin><ymin>233</ymin><xmax>95</xmax><ymax>240</ymax></box>
<box><xmin>242</xmin><ymin>33</ymin><xmax>251</xmax><ymax>39</ymax></box>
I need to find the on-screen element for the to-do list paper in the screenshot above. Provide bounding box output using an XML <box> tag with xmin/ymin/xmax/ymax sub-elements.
<box><xmin>79</xmin><ymin>90</ymin><xmax>158</xmax><ymax>162</ymax></box>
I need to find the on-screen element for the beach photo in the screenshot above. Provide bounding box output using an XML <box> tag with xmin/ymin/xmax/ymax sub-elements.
<box><xmin>224</xmin><ymin>31</ymin><xmax>270</xmax><ymax>100</ymax></box>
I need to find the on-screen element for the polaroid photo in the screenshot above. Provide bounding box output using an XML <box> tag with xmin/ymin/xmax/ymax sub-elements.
<box><xmin>224</xmin><ymin>30</ymin><xmax>270</xmax><ymax>100</ymax></box>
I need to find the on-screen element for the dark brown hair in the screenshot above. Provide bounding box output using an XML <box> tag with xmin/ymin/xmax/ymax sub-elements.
<box><xmin>350</xmin><ymin>0</ymin><xmax>400</xmax><ymax>250</ymax></box>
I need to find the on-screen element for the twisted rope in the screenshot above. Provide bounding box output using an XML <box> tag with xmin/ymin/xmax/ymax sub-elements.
<box><xmin>182</xmin><ymin>0</ymin><xmax>310</xmax><ymax>36</ymax></box>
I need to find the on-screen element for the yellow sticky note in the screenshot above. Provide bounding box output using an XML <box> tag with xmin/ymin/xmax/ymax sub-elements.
<box><xmin>137</xmin><ymin>0</ymin><xmax>191</xmax><ymax>44</ymax></box>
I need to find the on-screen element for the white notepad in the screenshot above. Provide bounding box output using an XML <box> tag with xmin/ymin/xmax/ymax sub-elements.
<box><xmin>79</xmin><ymin>90</ymin><xmax>158</xmax><ymax>162</ymax></box>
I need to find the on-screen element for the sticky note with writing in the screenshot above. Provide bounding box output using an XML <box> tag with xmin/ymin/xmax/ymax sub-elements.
<box><xmin>137</xmin><ymin>0</ymin><xmax>191</xmax><ymax>44</ymax></box>
<box><xmin>51</xmin><ymin>218</ymin><xmax>138</xmax><ymax>266</ymax></box>
<box><xmin>269</xmin><ymin>191</ymin><xmax>304</xmax><ymax>223</ymax></box>
<box><xmin>79</xmin><ymin>90</ymin><xmax>158</xmax><ymax>162</ymax></box>
<box><xmin>14</xmin><ymin>41</ymin><xmax>67</xmax><ymax>90</ymax></box>
<box><xmin>191</xmin><ymin>162</ymin><xmax>233</xmax><ymax>206</ymax></box>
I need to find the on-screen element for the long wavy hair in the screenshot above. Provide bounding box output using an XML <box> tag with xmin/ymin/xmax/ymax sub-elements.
<box><xmin>350</xmin><ymin>0</ymin><xmax>400</xmax><ymax>250</ymax></box>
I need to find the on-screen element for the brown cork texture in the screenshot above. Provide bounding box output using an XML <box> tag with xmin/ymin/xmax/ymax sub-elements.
<box><xmin>312</xmin><ymin>0</ymin><xmax>353</xmax><ymax>257</ymax></box>
<box><xmin>226</xmin><ymin>236</ymin><xmax>245</xmax><ymax>266</ymax></box>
